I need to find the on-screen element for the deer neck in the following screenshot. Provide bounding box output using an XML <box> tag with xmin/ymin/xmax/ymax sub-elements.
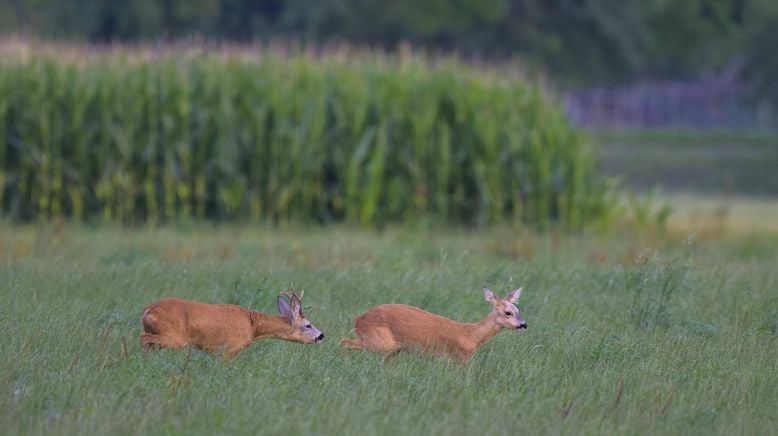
<box><xmin>249</xmin><ymin>311</ymin><xmax>294</xmax><ymax>341</ymax></box>
<box><xmin>467</xmin><ymin>314</ymin><xmax>504</xmax><ymax>350</ymax></box>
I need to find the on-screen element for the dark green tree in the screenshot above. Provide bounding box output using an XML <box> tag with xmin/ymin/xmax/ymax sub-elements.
<box><xmin>0</xmin><ymin>0</ymin><xmax>773</xmax><ymax>98</ymax></box>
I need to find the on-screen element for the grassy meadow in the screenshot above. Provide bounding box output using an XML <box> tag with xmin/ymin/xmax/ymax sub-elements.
<box><xmin>1</xmin><ymin>223</ymin><xmax>776</xmax><ymax>435</ymax></box>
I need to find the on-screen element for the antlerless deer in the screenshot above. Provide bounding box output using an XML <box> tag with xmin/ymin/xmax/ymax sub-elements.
<box><xmin>341</xmin><ymin>287</ymin><xmax>526</xmax><ymax>363</ymax></box>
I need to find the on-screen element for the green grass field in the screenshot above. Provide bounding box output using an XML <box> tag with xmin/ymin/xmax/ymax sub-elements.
<box><xmin>1</xmin><ymin>224</ymin><xmax>776</xmax><ymax>435</ymax></box>
<box><xmin>593</xmin><ymin>130</ymin><xmax>778</xmax><ymax>197</ymax></box>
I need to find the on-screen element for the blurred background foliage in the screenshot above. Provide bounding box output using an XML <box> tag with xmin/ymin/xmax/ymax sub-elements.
<box><xmin>1</xmin><ymin>0</ymin><xmax>776</xmax><ymax>95</ymax></box>
<box><xmin>0</xmin><ymin>0</ymin><xmax>778</xmax><ymax>95</ymax></box>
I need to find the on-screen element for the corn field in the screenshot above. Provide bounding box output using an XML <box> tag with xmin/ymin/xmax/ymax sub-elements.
<box><xmin>0</xmin><ymin>45</ymin><xmax>612</xmax><ymax>228</ymax></box>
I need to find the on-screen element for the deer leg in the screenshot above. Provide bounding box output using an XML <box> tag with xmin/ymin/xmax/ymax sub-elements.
<box><xmin>357</xmin><ymin>326</ymin><xmax>400</xmax><ymax>353</ymax></box>
<box><xmin>140</xmin><ymin>332</ymin><xmax>160</xmax><ymax>351</ymax></box>
<box><xmin>340</xmin><ymin>338</ymin><xmax>364</xmax><ymax>351</ymax></box>
<box><xmin>382</xmin><ymin>350</ymin><xmax>401</xmax><ymax>365</ymax></box>
<box><xmin>454</xmin><ymin>348</ymin><xmax>475</xmax><ymax>365</ymax></box>
<box><xmin>224</xmin><ymin>342</ymin><xmax>249</xmax><ymax>360</ymax></box>
<box><xmin>140</xmin><ymin>332</ymin><xmax>188</xmax><ymax>351</ymax></box>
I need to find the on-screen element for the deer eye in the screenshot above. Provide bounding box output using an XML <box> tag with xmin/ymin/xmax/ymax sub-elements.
<box><xmin>504</xmin><ymin>311</ymin><xmax>512</xmax><ymax>316</ymax></box>
<box><xmin>305</xmin><ymin>324</ymin><xmax>312</xmax><ymax>329</ymax></box>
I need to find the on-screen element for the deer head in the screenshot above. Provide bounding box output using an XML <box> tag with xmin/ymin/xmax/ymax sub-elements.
<box><xmin>277</xmin><ymin>288</ymin><xmax>325</xmax><ymax>343</ymax></box>
<box><xmin>484</xmin><ymin>287</ymin><xmax>527</xmax><ymax>330</ymax></box>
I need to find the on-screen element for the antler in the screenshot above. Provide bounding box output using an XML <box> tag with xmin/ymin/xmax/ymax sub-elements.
<box><xmin>280</xmin><ymin>287</ymin><xmax>304</xmax><ymax>301</ymax></box>
<box><xmin>279</xmin><ymin>287</ymin><xmax>305</xmax><ymax>316</ymax></box>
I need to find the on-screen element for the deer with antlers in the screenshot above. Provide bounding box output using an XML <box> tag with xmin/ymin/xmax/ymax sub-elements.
<box><xmin>140</xmin><ymin>288</ymin><xmax>324</xmax><ymax>359</ymax></box>
<box><xmin>340</xmin><ymin>287</ymin><xmax>526</xmax><ymax>363</ymax></box>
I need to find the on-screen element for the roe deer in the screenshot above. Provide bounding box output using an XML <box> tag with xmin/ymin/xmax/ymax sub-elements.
<box><xmin>140</xmin><ymin>289</ymin><xmax>324</xmax><ymax>359</ymax></box>
<box><xmin>340</xmin><ymin>287</ymin><xmax>526</xmax><ymax>363</ymax></box>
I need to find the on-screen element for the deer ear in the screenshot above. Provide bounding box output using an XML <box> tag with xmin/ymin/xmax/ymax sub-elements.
<box><xmin>277</xmin><ymin>295</ymin><xmax>291</xmax><ymax>317</ymax></box>
<box><xmin>505</xmin><ymin>287</ymin><xmax>523</xmax><ymax>303</ymax></box>
<box><xmin>483</xmin><ymin>288</ymin><xmax>498</xmax><ymax>304</ymax></box>
<box><xmin>290</xmin><ymin>296</ymin><xmax>302</xmax><ymax>318</ymax></box>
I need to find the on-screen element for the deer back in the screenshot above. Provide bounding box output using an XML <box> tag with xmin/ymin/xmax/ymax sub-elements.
<box><xmin>355</xmin><ymin>304</ymin><xmax>472</xmax><ymax>347</ymax></box>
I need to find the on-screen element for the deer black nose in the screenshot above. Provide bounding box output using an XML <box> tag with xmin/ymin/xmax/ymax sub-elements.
<box><xmin>517</xmin><ymin>323</ymin><xmax>528</xmax><ymax>330</ymax></box>
<box><xmin>316</xmin><ymin>333</ymin><xmax>325</xmax><ymax>342</ymax></box>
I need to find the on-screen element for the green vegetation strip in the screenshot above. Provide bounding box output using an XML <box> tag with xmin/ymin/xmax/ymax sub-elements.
<box><xmin>0</xmin><ymin>49</ymin><xmax>610</xmax><ymax>228</ymax></box>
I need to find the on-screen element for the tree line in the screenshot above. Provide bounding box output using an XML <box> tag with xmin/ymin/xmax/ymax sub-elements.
<box><xmin>1</xmin><ymin>0</ymin><xmax>776</xmax><ymax>96</ymax></box>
